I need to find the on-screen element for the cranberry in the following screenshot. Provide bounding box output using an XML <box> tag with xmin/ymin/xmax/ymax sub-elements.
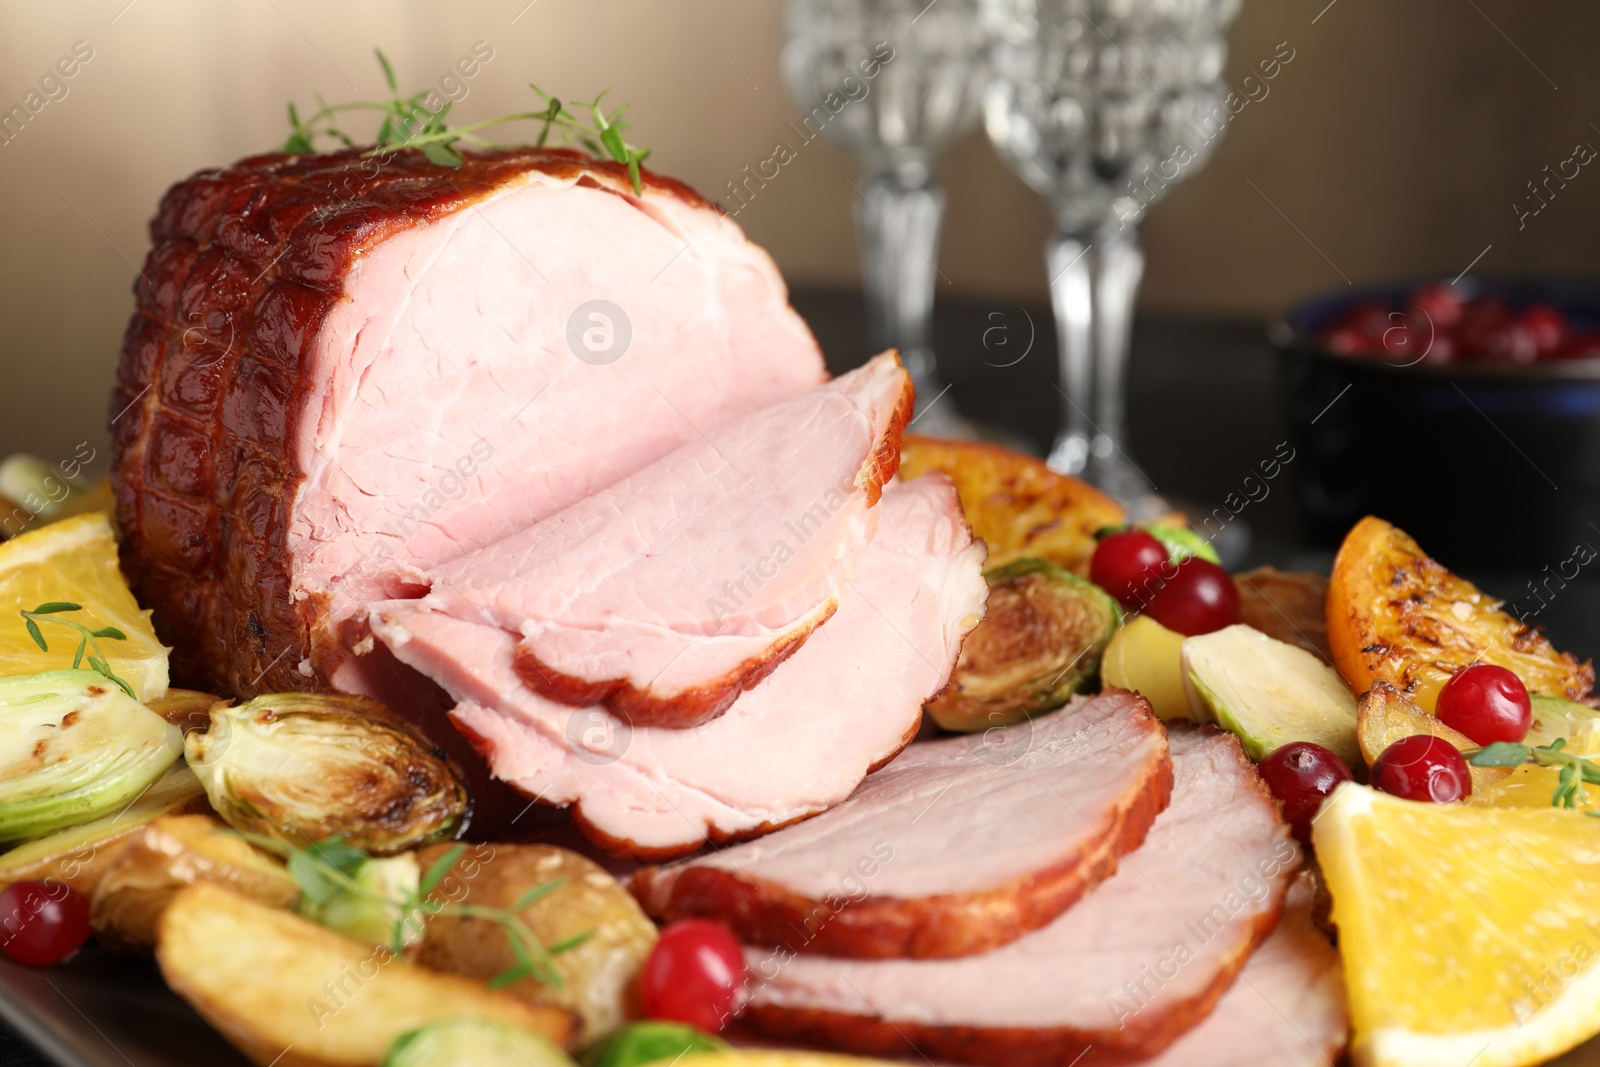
<box><xmin>1460</xmin><ymin>299</ymin><xmax>1513</xmax><ymax>359</ymax></box>
<box><xmin>1338</xmin><ymin>301</ymin><xmax>1394</xmax><ymax>343</ymax></box>
<box><xmin>1560</xmin><ymin>331</ymin><xmax>1600</xmax><ymax>360</ymax></box>
<box><xmin>1435</xmin><ymin>663</ymin><xmax>1531</xmax><ymax>745</ymax></box>
<box><xmin>1090</xmin><ymin>529</ymin><xmax>1170</xmax><ymax>610</ymax></box>
<box><xmin>1408</xmin><ymin>284</ymin><xmax>1467</xmax><ymax>331</ymax></box>
<box><xmin>1417</xmin><ymin>331</ymin><xmax>1457</xmax><ymax>365</ymax></box>
<box><xmin>1144</xmin><ymin>557</ymin><xmax>1240</xmax><ymax>636</ymax></box>
<box><xmin>1257</xmin><ymin>742</ymin><xmax>1354</xmax><ymax>845</ymax></box>
<box><xmin>1519</xmin><ymin>304</ymin><xmax>1568</xmax><ymax>359</ymax></box>
<box><xmin>1325</xmin><ymin>326</ymin><xmax>1376</xmax><ymax>355</ymax></box>
<box><xmin>640</xmin><ymin>919</ymin><xmax>746</xmax><ymax>1033</ymax></box>
<box><xmin>1481</xmin><ymin>323</ymin><xmax>1540</xmax><ymax>365</ymax></box>
<box><xmin>1370</xmin><ymin>735</ymin><xmax>1472</xmax><ymax>803</ymax></box>
<box><xmin>0</xmin><ymin>881</ymin><xmax>91</xmax><ymax>966</ymax></box>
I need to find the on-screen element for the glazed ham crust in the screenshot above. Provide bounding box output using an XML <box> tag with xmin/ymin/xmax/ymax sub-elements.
<box><xmin>109</xmin><ymin>147</ymin><xmax>818</xmax><ymax>699</ymax></box>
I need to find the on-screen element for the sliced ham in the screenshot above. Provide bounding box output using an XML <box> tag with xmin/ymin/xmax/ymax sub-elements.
<box><xmin>1129</xmin><ymin>875</ymin><xmax>1348</xmax><ymax>1067</ymax></box>
<box><xmin>416</xmin><ymin>352</ymin><xmax>913</xmax><ymax>728</ymax></box>
<box><xmin>631</xmin><ymin>691</ymin><xmax>1173</xmax><ymax>958</ymax></box>
<box><xmin>740</xmin><ymin>726</ymin><xmax>1300</xmax><ymax>1065</ymax></box>
<box><xmin>109</xmin><ymin>148</ymin><xmax>824</xmax><ymax>698</ymax></box>
<box><xmin>368</xmin><ymin>474</ymin><xmax>987</xmax><ymax>857</ymax></box>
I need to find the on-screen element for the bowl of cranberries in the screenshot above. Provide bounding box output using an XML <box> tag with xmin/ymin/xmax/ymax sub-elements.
<box><xmin>1276</xmin><ymin>277</ymin><xmax>1600</xmax><ymax>566</ymax></box>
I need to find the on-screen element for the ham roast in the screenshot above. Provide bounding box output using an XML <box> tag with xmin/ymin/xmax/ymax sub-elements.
<box><xmin>631</xmin><ymin>690</ymin><xmax>1174</xmax><ymax>958</ymax></box>
<box><xmin>739</xmin><ymin>727</ymin><xmax>1300</xmax><ymax>1065</ymax></box>
<box><xmin>368</xmin><ymin>474</ymin><xmax>987</xmax><ymax>856</ymax></box>
<box><xmin>1131</xmin><ymin>875</ymin><xmax>1348</xmax><ymax>1067</ymax></box>
<box><xmin>110</xmin><ymin>148</ymin><xmax>823</xmax><ymax>700</ymax></box>
<box><xmin>416</xmin><ymin>351</ymin><xmax>913</xmax><ymax>728</ymax></box>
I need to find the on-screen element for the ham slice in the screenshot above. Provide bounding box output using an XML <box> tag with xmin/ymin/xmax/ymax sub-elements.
<box><xmin>631</xmin><ymin>691</ymin><xmax>1174</xmax><ymax>958</ymax></box>
<box><xmin>368</xmin><ymin>474</ymin><xmax>987</xmax><ymax>857</ymax></box>
<box><xmin>740</xmin><ymin>727</ymin><xmax>1300</xmax><ymax>1065</ymax></box>
<box><xmin>416</xmin><ymin>353</ymin><xmax>913</xmax><ymax>728</ymax></box>
<box><xmin>1130</xmin><ymin>875</ymin><xmax>1348</xmax><ymax>1067</ymax></box>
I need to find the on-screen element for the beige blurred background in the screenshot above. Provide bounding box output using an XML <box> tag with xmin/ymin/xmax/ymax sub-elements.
<box><xmin>0</xmin><ymin>0</ymin><xmax>1596</xmax><ymax>463</ymax></box>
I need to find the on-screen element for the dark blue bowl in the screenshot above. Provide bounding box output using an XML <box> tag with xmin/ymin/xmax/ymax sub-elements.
<box><xmin>1274</xmin><ymin>277</ymin><xmax>1600</xmax><ymax>568</ymax></box>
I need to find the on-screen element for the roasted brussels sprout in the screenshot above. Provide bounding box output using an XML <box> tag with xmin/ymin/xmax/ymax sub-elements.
<box><xmin>386</xmin><ymin>1019</ymin><xmax>577</xmax><ymax>1067</ymax></box>
<box><xmin>184</xmin><ymin>692</ymin><xmax>468</xmax><ymax>855</ymax></box>
<box><xmin>926</xmin><ymin>558</ymin><xmax>1121</xmax><ymax>732</ymax></box>
<box><xmin>580</xmin><ymin>1023</ymin><xmax>725</xmax><ymax>1067</ymax></box>
<box><xmin>415</xmin><ymin>844</ymin><xmax>659</xmax><ymax>1044</ymax></box>
<box><xmin>301</xmin><ymin>851</ymin><xmax>424</xmax><ymax>949</ymax></box>
<box><xmin>0</xmin><ymin>669</ymin><xmax>184</xmax><ymax>843</ymax></box>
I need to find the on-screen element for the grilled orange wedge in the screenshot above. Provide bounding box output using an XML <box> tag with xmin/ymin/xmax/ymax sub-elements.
<box><xmin>1326</xmin><ymin>516</ymin><xmax>1592</xmax><ymax>712</ymax></box>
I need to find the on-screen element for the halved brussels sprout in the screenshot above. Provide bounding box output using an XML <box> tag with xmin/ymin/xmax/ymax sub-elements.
<box><xmin>301</xmin><ymin>851</ymin><xmax>424</xmax><ymax>949</ymax></box>
<box><xmin>0</xmin><ymin>669</ymin><xmax>183</xmax><ymax>843</ymax></box>
<box><xmin>927</xmin><ymin>558</ymin><xmax>1121</xmax><ymax>732</ymax></box>
<box><xmin>580</xmin><ymin>1022</ymin><xmax>725</xmax><ymax>1067</ymax></box>
<box><xmin>386</xmin><ymin>1019</ymin><xmax>576</xmax><ymax>1067</ymax></box>
<box><xmin>184</xmin><ymin>692</ymin><xmax>468</xmax><ymax>855</ymax></box>
<box><xmin>1526</xmin><ymin>694</ymin><xmax>1600</xmax><ymax>755</ymax></box>
<box><xmin>1182</xmin><ymin>624</ymin><xmax>1359</xmax><ymax>766</ymax></box>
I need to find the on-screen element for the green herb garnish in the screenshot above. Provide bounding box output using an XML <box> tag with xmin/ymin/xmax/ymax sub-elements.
<box><xmin>283</xmin><ymin>49</ymin><xmax>652</xmax><ymax>193</ymax></box>
<box><xmin>1467</xmin><ymin>737</ymin><xmax>1600</xmax><ymax>809</ymax></box>
<box><xmin>254</xmin><ymin>834</ymin><xmax>588</xmax><ymax>988</ymax></box>
<box><xmin>20</xmin><ymin>601</ymin><xmax>135</xmax><ymax>699</ymax></box>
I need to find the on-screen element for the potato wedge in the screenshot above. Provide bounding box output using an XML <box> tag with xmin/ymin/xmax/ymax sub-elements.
<box><xmin>1327</xmin><ymin>516</ymin><xmax>1593</xmax><ymax>711</ymax></box>
<box><xmin>0</xmin><ymin>764</ymin><xmax>207</xmax><ymax>896</ymax></box>
<box><xmin>1234</xmin><ymin>566</ymin><xmax>1331</xmax><ymax>663</ymax></box>
<box><xmin>414</xmin><ymin>844</ymin><xmax>656</xmax><ymax>1045</ymax></box>
<box><xmin>157</xmin><ymin>883</ymin><xmax>575</xmax><ymax>1067</ymax></box>
<box><xmin>1356</xmin><ymin>681</ymin><xmax>1510</xmax><ymax>794</ymax></box>
<box><xmin>898</xmin><ymin>434</ymin><xmax>1123</xmax><ymax>574</ymax></box>
<box><xmin>90</xmin><ymin>813</ymin><xmax>299</xmax><ymax>950</ymax></box>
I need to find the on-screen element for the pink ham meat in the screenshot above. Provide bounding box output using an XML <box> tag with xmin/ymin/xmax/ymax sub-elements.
<box><xmin>368</xmin><ymin>474</ymin><xmax>988</xmax><ymax>857</ymax></box>
<box><xmin>740</xmin><ymin>727</ymin><xmax>1301</xmax><ymax>1065</ymax></box>
<box><xmin>414</xmin><ymin>352</ymin><xmax>913</xmax><ymax>728</ymax></box>
<box><xmin>1130</xmin><ymin>875</ymin><xmax>1348</xmax><ymax>1067</ymax></box>
<box><xmin>111</xmin><ymin>148</ymin><xmax>825</xmax><ymax>700</ymax></box>
<box><xmin>631</xmin><ymin>691</ymin><xmax>1174</xmax><ymax>958</ymax></box>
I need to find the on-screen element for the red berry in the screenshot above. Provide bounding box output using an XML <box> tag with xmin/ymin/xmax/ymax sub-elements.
<box><xmin>0</xmin><ymin>881</ymin><xmax>91</xmax><ymax>966</ymax></box>
<box><xmin>1459</xmin><ymin>299</ymin><xmax>1512</xmax><ymax>359</ymax></box>
<box><xmin>1144</xmin><ymin>557</ymin><xmax>1240</xmax><ymax>636</ymax></box>
<box><xmin>1090</xmin><ymin>529</ymin><xmax>1170</xmax><ymax>610</ymax></box>
<box><xmin>1519</xmin><ymin>304</ymin><xmax>1568</xmax><ymax>359</ymax></box>
<box><xmin>1324</xmin><ymin>326</ymin><xmax>1375</xmax><ymax>355</ymax></box>
<box><xmin>1337</xmin><ymin>301</ymin><xmax>1394</xmax><ymax>343</ymax></box>
<box><xmin>1407</xmin><ymin>284</ymin><xmax>1467</xmax><ymax>331</ymax></box>
<box><xmin>1560</xmin><ymin>331</ymin><xmax>1600</xmax><ymax>360</ymax></box>
<box><xmin>640</xmin><ymin>919</ymin><xmax>746</xmax><ymax>1032</ymax></box>
<box><xmin>1435</xmin><ymin>663</ymin><xmax>1531</xmax><ymax>745</ymax></box>
<box><xmin>1257</xmin><ymin>742</ymin><xmax>1354</xmax><ymax>845</ymax></box>
<box><xmin>1370</xmin><ymin>735</ymin><xmax>1472</xmax><ymax>803</ymax></box>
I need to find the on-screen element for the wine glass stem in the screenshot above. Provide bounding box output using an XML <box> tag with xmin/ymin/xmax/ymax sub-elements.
<box><xmin>855</xmin><ymin>171</ymin><xmax>945</xmax><ymax>414</ymax></box>
<box><xmin>1045</xmin><ymin>227</ymin><xmax>1148</xmax><ymax>503</ymax></box>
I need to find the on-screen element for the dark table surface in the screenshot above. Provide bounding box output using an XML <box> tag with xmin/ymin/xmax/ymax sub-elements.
<box><xmin>3</xmin><ymin>290</ymin><xmax>1597</xmax><ymax>1066</ymax></box>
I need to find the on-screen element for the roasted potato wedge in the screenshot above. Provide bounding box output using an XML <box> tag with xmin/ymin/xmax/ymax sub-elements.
<box><xmin>1327</xmin><ymin>516</ymin><xmax>1593</xmax><ymax>711</ymax></box>
<box><xmin>0</xmin><ymin>764</ymin><xmax>207</xmax><ymax>896</ymax></box>
<box><xmin>1234</xmin><ymin>566</ymin><xmax>1331</xmax><ymax>663</ymax></box>
<box><xmin>90</xmin><ymin>813</ymin><xmax>299</xmax><ymax>950</ymax></box>
<box><xmin>1356</xmin><ymin>681</ymin><xmax>1510</xmax><ymax>794</ymax></box>
<box><xmin>414</xmin><ymin>844</ymin><xmax>657</xmax><ymax>1044</ymax></box>
<box><xmin>898</xmin><ymin>435</ymin><xmax>1123</xmax><ymax>574</ymax></box>
<box><xmin>157</xmin><ymin>883</ymin><xmax>575</xmax><ymax>1067</ymax></box>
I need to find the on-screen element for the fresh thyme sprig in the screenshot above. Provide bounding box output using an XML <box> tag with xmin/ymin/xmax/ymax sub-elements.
<box><xmin>253</xmin><ymin>835</ymin><xmax>589</xmax><ymax>988</ymax></box>
<box><xmin>1468</xmin><ymin>737</ymin><xmax>1600</xmax><ymax>809</ymax></box>
<box><xmin>283</xmin><ymin>49</ymin><xmax>652</xmax><ymax>193</ymax></box>
<box><xmin>20</xmin><ymin>601</ymin><xmax>135</xmax><ymax>699</ymax></box>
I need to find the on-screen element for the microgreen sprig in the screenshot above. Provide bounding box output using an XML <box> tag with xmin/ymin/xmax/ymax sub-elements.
<box><xmin>254</xmin><ymin>834</ymin><xmax>589</xmax><ymax>988</ymax></box>
<box><xmin>283</xmin><ymin>49</ymin><xmax>652</xmax><ymax>193</ymax></box>
<box><xmin>1468</xmin><ymin>737</ymin><xmax>1600</xmax><ymax>809</ymax></box>
<box><xmin>20</xmin><ymin>601</ymin><xmax>134</xmax><ymax>699</ymax></box>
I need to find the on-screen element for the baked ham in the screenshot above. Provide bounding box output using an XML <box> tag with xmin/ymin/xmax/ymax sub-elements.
<box><xmin>1132</xmin><ymin>875</ymin><xmax>1348</xmax><ymax>1067</ymax></box>
<box><xmin>740</xmin><ymin>727</ymin><xmax>1300</xmax><ymax>1065</ymax></box>
<box><xmin>109</xmin><ymin>147</ymin><xmax>823</xmax><ymax>699</ymax></box>
<box><xmin>631</xmin><ymin>690</ymin><xmax>1174</xmax><ymax>958</ymax></box>
<box><xmin>415</xmin><ymin>352</ymin><xmax>913</xmax><ymax>728</ymax></box>
<box><xmin>368</xmin><ymin>474</ymin><xmax>987</xmax><ymax>857</ymax></box>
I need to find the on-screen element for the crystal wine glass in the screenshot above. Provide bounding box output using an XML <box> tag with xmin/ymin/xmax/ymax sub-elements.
<box><xmin>782</xmin><ymin>0</ymin><xmax>990</xmax><ymax>436</ymax></box>
<box><xmin>982</xmin><ymin>0</ymin><xmax>1241</xmax><ymax>509</ymax></box>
